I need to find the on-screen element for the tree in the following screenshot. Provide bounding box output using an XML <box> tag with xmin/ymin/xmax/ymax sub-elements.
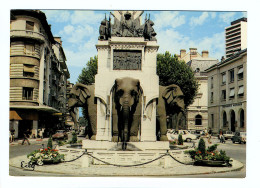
<box><xmin>78</xmin><ymin>55</ymin><xmax>98</xmax><ymax>85</ymax></box>
<box><xmin>157</xmin><ymin>51</ymin><xmax>198</xmax><ymax>108</ymax></box>
<box><xmin>77</xmin><ymin>56</ymin><xmax>98</xmax><ymax>119</ymax></box>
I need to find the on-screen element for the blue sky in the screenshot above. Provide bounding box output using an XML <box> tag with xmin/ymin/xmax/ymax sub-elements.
<box><xmin>42</xmin><ymin>10</ymin><xmax>247</xmax><ymax>84</ymax></box>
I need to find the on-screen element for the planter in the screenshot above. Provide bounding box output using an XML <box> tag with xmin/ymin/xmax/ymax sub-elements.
<box><xmin>194</xmin><ymin>160</ymin><xmax>231</xmax><ymax>167</ymax></box>
<box><xmin>42</xmin><ymin>159</ymin><xmax>61</xmax><ymax>165</ymax></box>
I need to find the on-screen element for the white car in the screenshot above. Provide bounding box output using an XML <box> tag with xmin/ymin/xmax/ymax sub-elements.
<box><xmin>223</xmin><ymin>131</ymin><xmax>234</xmax><ymax>140</ymax></box>
<box><xmin>167</xmin><ymin>130</ymin><xmax>197</xmax><ymax>142</ymax></box>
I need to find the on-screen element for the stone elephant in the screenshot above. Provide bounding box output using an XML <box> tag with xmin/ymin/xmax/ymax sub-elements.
<box><xmin>111</xmin><ymin>77</ymin><xmax>142</xmax><ymax>150</ymax></box>
<box><xmin>67</xmin><ymin>83</ymin><xmax>97</xmax><ymax>140</ymax></box>
<box><xmin>156</xmin><ymin>84</ymin><xmax>185</xmax><ymax>141</ymax></box>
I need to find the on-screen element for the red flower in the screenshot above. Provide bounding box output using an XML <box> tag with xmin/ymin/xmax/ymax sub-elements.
<box><xmin>45</xmin><ymin>148</ymin><xmax>48</xmax><ymax>151</ymax></box>
<box><xmin>198</xmin><ymin>151</ymin><xmax>201</xmax><ymax>154</ymax></box>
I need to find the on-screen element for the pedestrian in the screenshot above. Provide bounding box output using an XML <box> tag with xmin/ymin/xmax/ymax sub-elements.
<box><xmin>10</xmin><ymin>127</ymin><xmax>15</xmax><ymax>143</ymax></box>
<box><xmin>219</xmin><ymin>132</ymin><xmax>225</xmax><ymax>143</ymax></box>
<box><xmin>208</xmin><ymin>128</ymin><xmax>212</xmax><ymax>144</ymax></box>
<box><xmin>22</xmin><ymin>129</ymin><xmax>31</xmax><ymax>145</ymax></box>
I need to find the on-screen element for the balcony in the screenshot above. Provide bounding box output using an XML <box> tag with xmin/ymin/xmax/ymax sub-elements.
<box><xmin>10</xmin><ymin>30</ymin><xmax>46</xmax><ymax>43</ymax></box>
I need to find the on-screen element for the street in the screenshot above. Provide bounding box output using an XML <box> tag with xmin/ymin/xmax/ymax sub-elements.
<box><xmin>9</xmin><ymin>137</ymin><xmax>246</xmax><ymax>177</ymax></box>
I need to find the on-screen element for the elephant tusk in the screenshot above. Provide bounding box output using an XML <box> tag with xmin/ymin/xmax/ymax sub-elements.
<box><xmin>120</xmin><ymin>106</ymin><xmax>123</xmax><ymax>111</ymax></box>
<box><xmin>130</xmin><ymin>106</ymin><xmax>132</xmax><ymax>112</ymax></box>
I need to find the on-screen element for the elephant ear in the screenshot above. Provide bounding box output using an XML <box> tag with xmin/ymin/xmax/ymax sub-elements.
<box><xmin>162</xmin><ymin>84</ymin><xmax>184</xmax><ymax>104</ymax></box>
<box><xmin>71</xmin><ymin>83</ymin><xmax>91</xmax><ymax>104</ymax></box>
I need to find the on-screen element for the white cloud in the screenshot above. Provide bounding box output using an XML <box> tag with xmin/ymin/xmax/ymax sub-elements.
<box><xmin>219</xmin><ymin>12</ymin><xmax>236</xmax><ymax>24</ymax></box>
<box><xmin>157</xmin><ymin>28</ymin><xmax>224</xmax><ymax>60</ymax></box>
<box><xmin>189</xmin><ymin>12</ymin><xmax>209</xmax><ymax>26</ymax></box>
<box><xmin>70</xmin><ymin>11</ymin><xmax>104</xmax><ymax>25</ymax></box>
<box><xmin>59</xmin><ymin>24</ymin><xmax>95</xmax><ymax>43</ymax></box>
<box><xmin>153</xmin><ymin>11</ymin><xmax>186</xmax><ymax>31</ymax></box>
<box><xmin>43</xmin><ymin>10</ymin><xmax>71</xmax><ymax>23</ymax></box>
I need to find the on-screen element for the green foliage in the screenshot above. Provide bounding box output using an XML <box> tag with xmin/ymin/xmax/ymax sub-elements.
<box><xmin>178</xmin><ymin>134</ymin><xmax>183</xmax><ymax>145</ymax></box>
<box><xmin>71</xmin><ymin>132</ymin><xmax>77</xmax><ymax>144</ymax></box>
<box><xmin>198</xmin><ymin>138</ymin><xmax>206</xmax><ymax>155</ymax></box>
<box><xmin>78</xmin><ymin>56</ymin><xmax>98</xmax><ymax>85</ymax></box>
<box><xmin>47</xmin><ymin>136</ymin><xmax>53</xmax><ymax>149</ymax></box>
<box><xmin>57</xmin><ymin>140</ymin><xmax>66</xmax><ymax>146</ymax></box>
<box><xmin>27</xmin><ymin>148</ymin><xmax>65</xmax><ymax>165</ymax></box>
<box><xmin>157</xmin><ymin>51</ymin><xmax>198</xmax><ymax>107</ymax></box>
<box><xmin>185</xmin><ymin>140</ymin><xmax>230</xmax><ymax>162</ymax></box>
<box><xmin>207</xmin><ymin>144</ymin><xmax>218</xmax><ymax>152</ymax></box>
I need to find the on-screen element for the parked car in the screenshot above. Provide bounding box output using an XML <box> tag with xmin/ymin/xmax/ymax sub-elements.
<box><xmin>188</xmin><ymin>130</ymin><xmax>202</xmax><ymax>139</ymax></box>
<box><xmin>223</xmin><ymin>131</ymin><xmax>234</xmax><ymax>140</ymax></box>
<box><xmin>52</xmin><ymin>130</ymin><xmax>68</xmax><ymax>140</ymax></box>
<box><xmin>231</xmin><ymin>132</ymin><xmax>246</xmax><ymax>144</ymax></box>
<box><xmin>167</xmin><ymin>130</ymin><xmax>197</xmax><ymax>142</ymax></box>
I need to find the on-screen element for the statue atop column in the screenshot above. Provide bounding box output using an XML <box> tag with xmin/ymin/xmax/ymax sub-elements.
<box><xmin>98</xmin><ymin>11</ymin><xmax>156</xmax><ymax>41</ymax></box>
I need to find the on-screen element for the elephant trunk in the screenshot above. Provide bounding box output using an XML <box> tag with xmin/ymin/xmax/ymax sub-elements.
<box><xmin>122</xmin><ymin>105</ymin><xmax>130</xmax><ymax>150</ymax></box>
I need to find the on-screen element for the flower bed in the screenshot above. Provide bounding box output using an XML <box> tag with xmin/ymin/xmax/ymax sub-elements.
<box><xmin>184</xmin><ymin>139</ymin><xmax>232</xmax><ymax>167</ymax></box>
<box><xmin>27</xmin><ymin>147</ymin><xmax>65</xmax><ymax>166</ymax></box>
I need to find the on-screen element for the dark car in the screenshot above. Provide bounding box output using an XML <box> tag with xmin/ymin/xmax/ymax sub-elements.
<box><xmin>52</xmin><ymin>130</ymin><xmax>68</xmax><ymax>140</ymax></box>
<box><xmin>231</xmin><ymin>132</ymin><xmax>246</xmax><ymax>144</ymax></box>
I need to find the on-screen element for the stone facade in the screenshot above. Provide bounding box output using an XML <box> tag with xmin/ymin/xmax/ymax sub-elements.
<box><xmin>178</xmin><ymin>48</ymin><xmax>218</xmax><ymax>131</ymax></box>
<box><xmin>10</xmin><ymin>10</ymin><xmax>70</xmax><ymax>138</ymax></box>
<box><xmin>205</xmin><ymin>49</ymin><xmax>247</xmax><ymax>134</ymax></box>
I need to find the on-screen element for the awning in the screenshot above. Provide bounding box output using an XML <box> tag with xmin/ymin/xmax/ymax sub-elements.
<box><xmin>229</xmin><ymin>88</ymin><xmax>235</xmax><ymax>97</ymax></box>
<box><xmin>238</xmin><ymin>86</ymin><xmax>244</xmax><ymax>95</ymax></box>
<box><xmin>23</xmin><ymin>65</ymin><xmax>35</xmax><ymax>73</ymax></box>
<box><xmin>238</xmin><ymin>67</ymin><xmax>243</xmax><ymax>74</ymax></box>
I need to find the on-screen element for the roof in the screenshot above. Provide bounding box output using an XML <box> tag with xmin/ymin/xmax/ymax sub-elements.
<box><xmin>11</xmin><ymin>9</ymin><xmax>55</xmax><ymax>44</ymax></box>
<box><xmin>205</xmin><ymin>48</ymin><xmax>247</xmax><ymax>72</ymax></box>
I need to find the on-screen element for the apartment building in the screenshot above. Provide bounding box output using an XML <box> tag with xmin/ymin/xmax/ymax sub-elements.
<box><xmin>9</xmin><ymin>10</ymin><xmax>70</xmax><ymax>138</ymax></box>
<box><xmin>225</xmin><ymin>17</ymin><xmax>247</xmax><ymax>58</ymax></box>
<box><xmin>205</xmin><ymin>49</ymin><xmax>247</xmax><ymax>133</ymax></box>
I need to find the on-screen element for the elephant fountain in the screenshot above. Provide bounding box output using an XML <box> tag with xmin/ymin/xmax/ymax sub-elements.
<box><xmin>67</xmin><ymin>83</ymin><xmax>97</xmax><ymax>140</ymax></box>
<box><xmin>111</xmin><ymin>77</ymin><xmax>142</xmax><ymax>150</ymax></box>
<box><xmin>156</xmin><ymin>84</ymin><xmax>185</xmax><ymax>141</ymax></box>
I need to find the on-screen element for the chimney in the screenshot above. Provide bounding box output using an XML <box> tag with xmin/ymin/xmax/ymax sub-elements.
<box><xmin>202</xmin><ymin>50</ymin><xmax>209</xmax><ymax>58</ymax></box>
<box><xmin>189</xmin><ymin>48</ymin><xmax>197</xmax><ymax>60</ymax></box>
<box><xmin>180</xmin><ymin>49</ymin><xmax>186</xmax><ymax>58</ymax></box>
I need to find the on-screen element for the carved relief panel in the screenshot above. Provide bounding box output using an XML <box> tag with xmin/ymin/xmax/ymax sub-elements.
<box><xmin>113</xmin><ymin>50</ymin><xmax>142</xmax><ymax>70</ymax></box>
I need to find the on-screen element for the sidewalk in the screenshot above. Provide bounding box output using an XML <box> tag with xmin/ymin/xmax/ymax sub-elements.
<box><xmin>9</xmin><ymin>152</ymin><xmax>244</xmax><ymax>176</ymax></box>
<box><xmin>9</xmin><ymin>138</ymin><xmax>49</xmax><ymax>146</ymax></box>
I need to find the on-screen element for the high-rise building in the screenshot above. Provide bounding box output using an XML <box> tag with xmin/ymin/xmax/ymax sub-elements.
<box><xmin>225</xmin><ymin>17</ymin><xmax>247</xmax><ymax>58</ymax></box>
<box><xmin>10</xmin><ymin>10</ymin><xmax>70</xmax><ymax>138</ymax></box>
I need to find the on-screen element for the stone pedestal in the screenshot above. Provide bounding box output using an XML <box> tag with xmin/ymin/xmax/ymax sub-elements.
<box><xmin>95</xmin><ymin>37</ymin><xmax>160</xmax><ymax>143</ymax></box>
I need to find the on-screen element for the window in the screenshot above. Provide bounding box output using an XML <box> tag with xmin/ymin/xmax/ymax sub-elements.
<box><xmin>240</xmin><ymin>109</ymin><xmax>245</xmax><ymax>128</ymax></box>
<box><xmin>229</xmin><ymin>69</ymin><xmax>234</xmax><ymax>83</ymax></box>
<box><xmin>24</xmin><ymin>43</ymin><xmax>35</xmax><ymax>55</ymax></box>
<box><xmin>195</xmin><ymin>115</ymin><xmax>202</xmax><ymax>125</ymax></box>
<box><xmin>238</xmin><ymin>85</ymin><xmax>244</xmax><ymax>97</ymax></box>
<box><xmin>221</xmin><ymin>90</ymin><xmax>226</xmax><ymax>100</ymax></box>
<box><xmin>223</xmin><ymin>111</ymin><xmax>227</xmax><ymax>127</ymax></box>
<box><xmin>23</xmin><ymin>64</ymin><xmax>35</xmax><ymax>77</ymax></box>
<box><xmin>229</xmin><ymin>88</ymin><xmax>235</xmax><ymax>99</ymax></box>
<box><xmin>210</xmin><ymin>92</ymin><xmax>214</xmax><ymax>102</ymax></box>
<box><xmin>26</xmin><ymin>21</ymin><xmax>34</xmax><ymax>31</ymax></box>
<box><xmin>221</xmin><ymin>73</ymin><xmax>226</xmax><ymax>84</ymax></box>
<box><xmin>237</xmin><ymin>67</ymin><xmax>244</xmax><ymax>80</ymax></box>
<box><xmin>22</xmin><ymin>87</ymin><xmax>33</xmax><ymax>100</ymax></box>
<box><xmin>211</xmin><ymin>77</ymin><xmax>214</xmax><ymax>88</ymax></box>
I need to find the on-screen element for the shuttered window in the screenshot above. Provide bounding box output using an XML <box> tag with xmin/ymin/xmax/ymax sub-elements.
<box><xmin>26</xmin><ymin>21</ymin><xmax>34</xmax><ymax>31</ymax></box>
<box><xmin>23</xmin><ymin>64</ymin><xmax>35</xmax><ymax>77</ymax></box>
